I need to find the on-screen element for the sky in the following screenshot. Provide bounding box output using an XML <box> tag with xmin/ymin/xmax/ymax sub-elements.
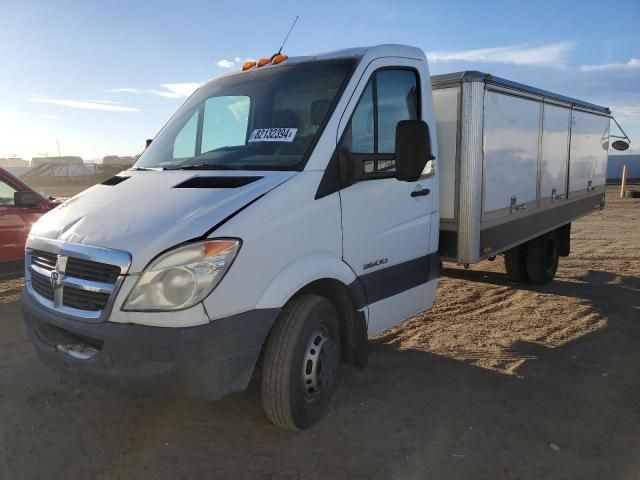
<box><xmin>1</xmin><ymin>0</ymin><xmax>638</xmax><ymax>161</ymax></box>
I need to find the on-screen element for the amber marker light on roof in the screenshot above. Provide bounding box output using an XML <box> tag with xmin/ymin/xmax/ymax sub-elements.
<box><xmin>271</xmin><ymin>54</ymin><xmax>288</xmax><ymax>65</ymax></box>
<box><xmin>242</xmin><ymin>61</ymin><xmax>257</xmax><ymax>71</ymax></box>
<box><xmin>257</xmin><ymin>57</ymin><xmax>271</xmax><ymax>67</ymax></box>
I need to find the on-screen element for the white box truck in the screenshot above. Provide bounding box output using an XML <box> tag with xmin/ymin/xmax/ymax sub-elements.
<box><xmin>21</xmin><ymin>45</ymin><xmax>613</xmax><ymax>430</ymax></box>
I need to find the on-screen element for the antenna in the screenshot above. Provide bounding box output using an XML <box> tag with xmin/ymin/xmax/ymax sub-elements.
<box><xmin>277</xmin><ymin>15</ymin><xmax>299</xmax><ymax>55</ymax></box>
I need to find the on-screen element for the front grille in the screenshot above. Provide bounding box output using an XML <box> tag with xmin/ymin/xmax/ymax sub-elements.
<box><xmin>30</xmin><ymin>267</ymin><xmax>112</xmax><ymax>311</ymax></box>
<box><xmin>31</xmin><ymin>269</ymin><xmax>54</xmax><ymax>300</ymax></box>
<box><xmin>63</xmin><ymin>285</ymin><xmax>111</xmax><ymax>311</ymax></box>
<box><xmin>66</xmin><ymin>257</ymin><xmax>120</xmax><ymax>284</ymax></box>
<box><xmin>27</xmin><ymin>244</ymin><xmax>128</xmax><ymax>319</ymax></box>
<box><xmin>32</xmin><ymin>250</ymin><xmax>57</xmax><ymax>270</ymax></box>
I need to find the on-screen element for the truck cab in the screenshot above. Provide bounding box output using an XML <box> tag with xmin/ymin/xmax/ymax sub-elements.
<box><xmin>0</xmin><ymin>167</ymin><xmax>56</xmax><ymax>274</ymax></box>
<box><xmin>21</xmin><ymin>45</ymin><xmax>440</xmax><ymax>430</ymax></box>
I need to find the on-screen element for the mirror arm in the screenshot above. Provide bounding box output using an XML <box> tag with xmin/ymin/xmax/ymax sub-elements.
<box><xmin>611</xmin><ymin>116</ymin><xmax>631</xmax><ymax>143</ymax></box>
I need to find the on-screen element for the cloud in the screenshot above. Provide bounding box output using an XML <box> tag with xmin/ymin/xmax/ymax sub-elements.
<box><xmin>29</xmin><ymin>96</ymin><xmax>139</xmax><ymax>112</ymax></box>
<box><xmin>427</xmin><ymin>42</ymin><xmax>575</xmax><ymax>66</ymax></box>
<box><xmin>152</xmin><ymin>82</ymin><xmax>201</xmax><ymax>98</ymax></box>
<box><xmin>217</xmin><ymin>57</ymin><xmax>255</xmax><ymax>69</ymax></box>
<box><xmin>217</xmin><ymin>59</ymin><xmax>235</xmax><ymax>68</ymax></box>
<box><xmin>227</xmin><ymin>97</ymin><xmax>250</xmax><ymax>122</ymax></box>
<box><xmin>611</xmin><ymin>105</ymin><xmax>640</xmax><ymax>117</ymax></box>
<box><xmin>580</xmin><ymin>58</ymin><xmax>640</xmax><ymax>72</ymax></box>
<box><xmin>106</xmin><ymin>87</ymin><xmax>145</xmax><ymax>94</ymax></box>
<box><xmin>108</xmin><ymin>83</ymin><xmax>200</xmax><ymax>99</ymax></box>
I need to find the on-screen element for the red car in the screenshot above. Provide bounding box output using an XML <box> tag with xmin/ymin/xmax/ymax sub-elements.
<box><xmin>0</xmin><ymin>167</ymin><xmax>57</xmax><ymax>274</ymax></box>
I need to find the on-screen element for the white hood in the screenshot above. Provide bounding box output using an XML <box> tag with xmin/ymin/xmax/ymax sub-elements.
<box><xmin>30</xmin><ymin>170</ymin><xmax>295</xmax><ymax>272</ymax></box>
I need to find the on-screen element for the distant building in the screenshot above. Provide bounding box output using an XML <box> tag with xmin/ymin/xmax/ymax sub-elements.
<box><xmin>0</xmin><ymin>157</ymin><xmax>28</xmax><ymax>167</ymax></box>
<box><xmin>607</xmin><ymin>154</ymin><xmax>640</xmax><ymax>181</ymax></box>
<box><xmin>102</xmin><ymin>155</ymin><xmax>136</xmax><ymax>167</ymax></box>
<box><xmin>31</xmin><ymin>156</ymin><xmax>83</xmax><ymax>167</ymax></box>
<box><xmin>0</xmin><ymin>158</ymin><xmax>30</xmax><ymax>177</ymax></box>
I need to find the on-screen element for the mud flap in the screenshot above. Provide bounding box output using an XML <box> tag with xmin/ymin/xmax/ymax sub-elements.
<box><xmin>345</xmin><ymin>307</ymin><xmax>368</xmax><ymax>369</ymax></box>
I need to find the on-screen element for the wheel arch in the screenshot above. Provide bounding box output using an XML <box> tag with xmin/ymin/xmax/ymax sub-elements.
<box><xmin>296</xmin><ymin>279</ymin><xmax>368</xmax><ymax>367</ymax></box>
<box><xmin>255</xmin><ymin>255</ymin><xmax>368</xmax><ymax>367</ymax></box>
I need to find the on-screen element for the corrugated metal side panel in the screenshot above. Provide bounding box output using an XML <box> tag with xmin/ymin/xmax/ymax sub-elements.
<box><xmin>457</xmin><ymin>81</ymin><xmax>484</xmax><ymax>264</ymax></box>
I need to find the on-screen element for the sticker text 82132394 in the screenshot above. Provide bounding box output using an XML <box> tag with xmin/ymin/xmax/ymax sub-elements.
<box><xmin>248</xmin><ymin>128</ymin><xmax>298</xmax><ymax>143</ymax></box>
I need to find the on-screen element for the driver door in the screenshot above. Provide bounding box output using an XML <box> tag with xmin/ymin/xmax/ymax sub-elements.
<box><xmin>338</xmin><ymin>60</ymin><xmax>438</xmax><ymax>337</ymax></box>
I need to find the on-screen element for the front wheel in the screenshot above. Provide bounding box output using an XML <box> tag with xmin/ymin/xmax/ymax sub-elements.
<box><xmin>261</xmin><ymin>294</ymin><xmax>341</xmax><ymax>431</ymax></box>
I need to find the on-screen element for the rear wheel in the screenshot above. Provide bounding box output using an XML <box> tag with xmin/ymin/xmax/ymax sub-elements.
<box><xmin>261</xmin><ymin>294</ymin><xmax>341</xmax><ymax>431</ymax></box>
<box><xmin>525</xmin><ymin>233</ymin><xmax>559</xmax><ymax>284</ymax></box>
<box><xmin>504</xmin><ymin>245</ymin><xmax>529</xmax><ymax>283</ymax></box>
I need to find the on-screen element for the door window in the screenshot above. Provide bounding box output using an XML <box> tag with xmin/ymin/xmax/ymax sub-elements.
<box><xmin>344</xmin><ymin>69</ymin><xmax>419</xmax><ymax>175</ymax></box>
<box><xmin>0</xmin><ymin>179</ymin><xmax>17</xmax><ymax>206</ymax></box>
<box><xmin>376</xmin><ymin>70</ymin><xmax>419</xmax><ymax>153</ymax></box>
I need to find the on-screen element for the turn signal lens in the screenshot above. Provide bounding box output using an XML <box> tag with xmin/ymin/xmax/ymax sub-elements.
<box><xmin>242</xmin><ymin>61</ymin><xmax>256</xmax><ymax>71</ymax></box>
<box><xmin>272</xmin><ymin>54</ymin><xmax>288</xmax><ymax>65</ymax></box>
<box><xmin>204</xmin><ymin>240</ymin><xmax>238</xmax><ymax>257</ymax></box>
<box><xmin>257</xmin><ymin>57</ymin><xmax>271</xmax><ymax>67</ymax></box>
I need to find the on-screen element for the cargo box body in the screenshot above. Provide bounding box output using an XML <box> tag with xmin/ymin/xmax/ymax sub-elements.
<box><xmin>432</xmin><ymin>71</ymin><xmax>610</xmax><ymax>264</ymax></box>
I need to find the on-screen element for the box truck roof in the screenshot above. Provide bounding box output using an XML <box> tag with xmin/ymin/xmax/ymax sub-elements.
<box><xmin>432</xmin><ymin>71</ymin><xmax>610</xmax><ymax>114</ymax></box>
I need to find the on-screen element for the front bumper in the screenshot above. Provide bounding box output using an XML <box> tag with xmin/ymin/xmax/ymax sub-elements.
<box><xmin>21</xmin><ymin>291</ymin><xmax>279</xmax><ymax>399</ymax></box>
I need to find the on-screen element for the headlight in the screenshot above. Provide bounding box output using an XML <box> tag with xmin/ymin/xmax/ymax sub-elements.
<box><xmin>123</xmin><ymin>239</ymin><xmax>240</xmax><ymax>311</ymax></box>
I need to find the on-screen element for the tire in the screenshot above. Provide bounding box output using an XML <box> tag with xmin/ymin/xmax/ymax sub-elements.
<box><xmin>261</xmin><ymin>294</ymin><xmax>341</xmax><ymax>431</ymax></box>
<box><xmin>525</xmin><ymin>232</ymin><xmax>559</xmax><ymax>285</ymax></box>
<box><xmin>504</xmin><ymin>245</ymin><xmax>529</xmax><ymax>283</ymax></box>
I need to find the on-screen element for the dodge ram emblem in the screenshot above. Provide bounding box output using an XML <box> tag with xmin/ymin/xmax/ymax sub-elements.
<box><xmin>50</xmin><ymin>270</ymin><xmax>63</xmax><ymax>290</ymax></box>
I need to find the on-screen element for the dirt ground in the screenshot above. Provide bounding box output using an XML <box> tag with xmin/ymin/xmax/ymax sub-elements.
<box><xmin>1</xmin><ymin>185</ymin><xmax>638</xmax><ymax>480</ymax></box>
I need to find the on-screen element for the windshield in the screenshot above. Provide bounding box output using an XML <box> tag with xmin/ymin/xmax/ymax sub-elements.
<box><xmin>135</xmin><ymin>58</ymin><xmax>356</xmax><ymax>171</ymax></box>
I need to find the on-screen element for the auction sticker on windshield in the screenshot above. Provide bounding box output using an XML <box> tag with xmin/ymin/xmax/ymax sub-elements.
<box><xmin>248</xmin><ymin>128</ymin><xmax>298</xmax><ymax>143</ymax></box>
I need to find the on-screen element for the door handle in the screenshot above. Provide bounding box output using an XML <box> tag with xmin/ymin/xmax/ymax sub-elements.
<box><xmin>411</xmin><ymin>188</ymin><xmax>430</xmax><ymax>197</ymax></box>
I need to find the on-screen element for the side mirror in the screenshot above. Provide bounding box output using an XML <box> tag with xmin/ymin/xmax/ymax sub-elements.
<box><xmin>145</xmin><ymin>138</ymin><xmax>153</xmax><ymax>149</ymax></box>
<box><xmin>14</xmin><ymin>191</ymin><xmax>41</xmax><ymax>208</ymax></box>
<box><xmin>395</xmin><ymin>120</ymin><xmax>435</xmax><ymax>182</ymax></box>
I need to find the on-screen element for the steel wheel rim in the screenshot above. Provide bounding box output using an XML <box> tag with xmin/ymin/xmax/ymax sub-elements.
<box><xmin>302</xmin><ymin>325</ymin><xmax>338</xmax><ymax>403</ymax></box>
